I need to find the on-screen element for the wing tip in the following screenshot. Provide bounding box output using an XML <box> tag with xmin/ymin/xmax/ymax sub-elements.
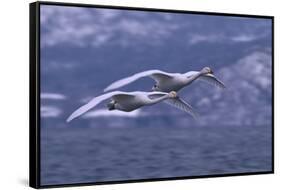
<box><xmin>66</xmin><ymin>116</ymin><xmax>73</xmax><ymax>123</ymax></box>
<box><xmin>66</xmin><ymin>113</ymin><xmax>77</xmax><ymax>123</ymax></box>
<box><xmin>220</xmin><ymin>83</ymin><xmax>226</xmax><ymax>89</ymax></box>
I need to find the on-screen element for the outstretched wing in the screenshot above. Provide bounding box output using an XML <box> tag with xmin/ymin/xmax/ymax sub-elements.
<box><xmin>164</xmin><ymin>97</ymin><xmax>199</xmax><ymax>119</ymax></box>
<box><xmin>112</xmin><ymin>93</ymin><xmax>136</xmax><ymax>102</ymax></box>
<box><xmin>198</xmin><ymin>74</ymin><xmax>226</xmax><ymax>89</ymax></box>
<box><xmin>104</xmin><ymin>70</ymin><xmax>172</xmax><ymax>92</ymax></box>
<box><xmin>66</xmin><ymin>91</ymin><xmax>131</xmax><ymax>122</ymax></box>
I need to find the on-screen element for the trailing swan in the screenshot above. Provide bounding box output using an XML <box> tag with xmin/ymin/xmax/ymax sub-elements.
<box><xmin>66</xmin><ymin>91</ymin><xmax>197</xmax><ymax>122</ymax></box>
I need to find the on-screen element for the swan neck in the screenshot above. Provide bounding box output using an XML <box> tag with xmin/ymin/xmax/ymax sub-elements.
<box><xmin>187</xmin><ymin>72</ymin><xmax>203</xmax><ymax>83</ymax></box>
<box><xmin>148</xmin><ymin>94</ymin><xmax>169</xmax><ymax>104</ymax></box>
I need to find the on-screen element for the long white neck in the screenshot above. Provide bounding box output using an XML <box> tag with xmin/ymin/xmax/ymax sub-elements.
<box><xmin>147</xmin><ymin>94</ymin><xmax>169</xmax><ymax>105</ymax></box>
<box><xmin>185</xmin><ymin>71</ymin><xmax>204</xmax><ymax>84</ymax></box>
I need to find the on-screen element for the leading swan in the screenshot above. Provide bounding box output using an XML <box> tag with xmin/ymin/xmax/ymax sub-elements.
<box><xmin>104</xmin><ymin>67</ymin><xmax>225</xmax><ymax>93</ymax></box>
<box><xmin>66</xmin><ymin>91</ymin><xmax>197</xmax><ymax>122</ymax></box>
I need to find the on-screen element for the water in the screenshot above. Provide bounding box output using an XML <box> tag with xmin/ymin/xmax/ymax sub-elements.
<box><xmin>41</xmin><ymin>124</ymin><xmax>272</xmax><ymax>186</ymax></box>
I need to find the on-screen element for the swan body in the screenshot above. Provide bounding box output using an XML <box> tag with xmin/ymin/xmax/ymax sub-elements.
<box><xmin>104</xmin><ymin>67</ymin><xmax>225</xmax><ymax>93</ymax></box>
<box><xmin>66</xmin><ymin>91</ymin><xmax>196</xmax><ymax>122</ymax></box>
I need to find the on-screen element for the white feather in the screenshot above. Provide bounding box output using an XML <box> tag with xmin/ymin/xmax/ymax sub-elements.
<box><xmin>67</xmin><ymin>91</ymin><xmax>128</xmax><ymax>122</ymax></box>
<box><xmin>104</xmin><ymin>70</ymin><xmax>172</xmax><ymax>92</ymax></box>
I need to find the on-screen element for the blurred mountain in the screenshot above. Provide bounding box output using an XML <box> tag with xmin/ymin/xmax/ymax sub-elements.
<box><xmin>180</xmin><ymin>50</ymin><xmax>272</xmax><ymax>126</ymax></box>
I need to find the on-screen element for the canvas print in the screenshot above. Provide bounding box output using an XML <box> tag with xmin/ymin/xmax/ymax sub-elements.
<box><xmin>36</xmin><ymin>2</ymin><xmax>273</xmax><ymax>187</ymax></box>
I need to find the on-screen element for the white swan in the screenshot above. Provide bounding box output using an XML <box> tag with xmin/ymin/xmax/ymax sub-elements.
<box><xmin>66</xmin><ymin>91</ymin><xmax>197</xmax><ymax>122</ymax></box>
<box><xmin>104</xmin><ymin>67</ymin><xmax>225</xmax><ymax>93</ymax></box>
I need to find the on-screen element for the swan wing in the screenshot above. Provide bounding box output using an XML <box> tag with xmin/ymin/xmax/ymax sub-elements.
<box><xmin>66</xmin><ymin>91</ymin><xmax>131</xmax><ymax>122</ymax></box>
<box><xmin>112</xmin><ymin>93</ymin><xmax>137</xmax><ymax>102</ymax></box>
<box><xmin>164</xmin><ymin>97</ymin><xmax>199</xmax><ymax>119</ymax></box>
<box><xmin>150</xmin><ymin>73</ymin><xmax>173</xmax><ymax>83</ymax></box>
<box><xmin>198</xmin><ymin>74</ymin><xmax>226</xmax><ymax>89</ymax></box>
<box><xmin>104</xmin><ymin>70</ymin><xmax>172</xmax><ymax>92</ymax></box>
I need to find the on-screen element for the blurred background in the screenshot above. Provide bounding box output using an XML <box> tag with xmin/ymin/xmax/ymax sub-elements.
<box><xmin>40</xmin><ymin>5</ymin><xmax>272</xmax><ymax>186</ymax></box>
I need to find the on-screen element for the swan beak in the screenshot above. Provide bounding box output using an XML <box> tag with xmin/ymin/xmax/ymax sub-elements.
<box><xmin>209</xmin><ymin>70</ymin><xmax>214</xmax><ymax>74</ymax></box>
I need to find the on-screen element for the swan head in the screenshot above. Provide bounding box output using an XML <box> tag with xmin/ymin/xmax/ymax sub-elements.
<box><xmin>168</xmin><ymin>91</ymin><xmax>177</xmax><ymax>98</ymax></box>
<box><xmin>201</xmin><ymin>67</ymin><xmax>213</xmax><ymax>75</ymax></box>
<box><xmin>152</xmin><ymin>84</ymin><xmax>160</xmax><ymax>91</ymax></box>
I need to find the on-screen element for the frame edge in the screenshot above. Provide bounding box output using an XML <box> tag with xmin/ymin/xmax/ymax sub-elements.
<box><xmin>31</xmin><ymin>1</ymin><xmax>274</xmax><ymax>189</ymax></box>
<box><xmin>29</xmin><ymin>1</ymin><xmax>40</xmax><ymax>189</ymax></box>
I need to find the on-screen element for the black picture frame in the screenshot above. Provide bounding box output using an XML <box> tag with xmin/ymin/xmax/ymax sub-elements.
<box><xmin>29</xmin><ymin>1</ymin><xmax>274</xmax><ymax>189</ymax></box>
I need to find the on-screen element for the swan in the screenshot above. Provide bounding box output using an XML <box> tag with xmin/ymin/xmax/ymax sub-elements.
<box><xmin>66</xmin><ymin>91</ymin><xmax>197</xmax><ymax>122</ymax></box>
<box><xmin>104</xmin><ymin>67</ymin><xmax>225</xmax><ymax>93</ymax></box>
